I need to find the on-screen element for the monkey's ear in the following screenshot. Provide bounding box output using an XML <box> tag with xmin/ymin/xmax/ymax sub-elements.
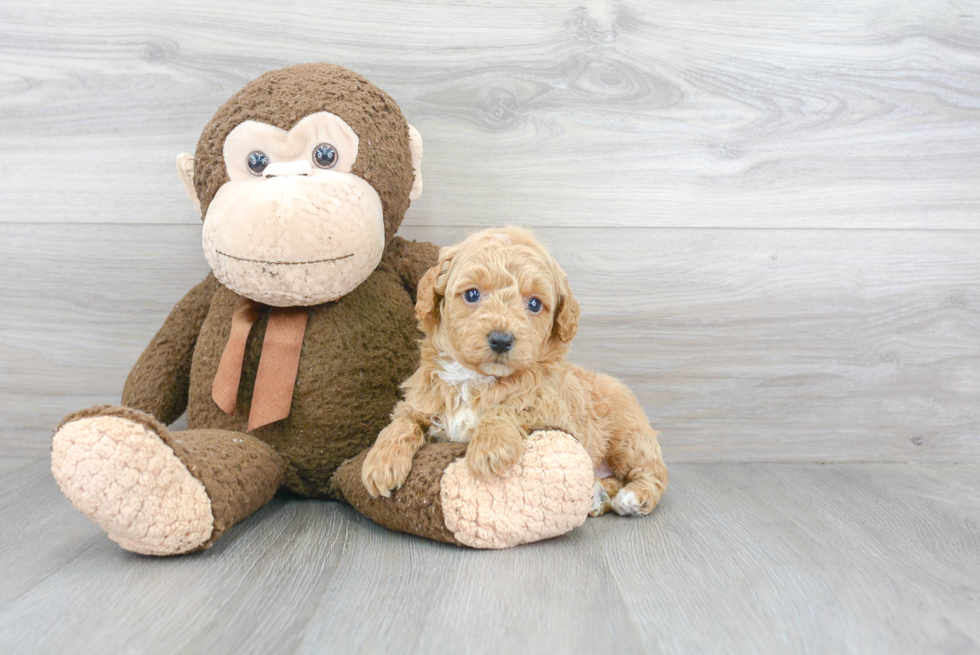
<box><xmin>408</xmin><ymin>125</ymin><xmax>423</xmax><ymax>201</ymax></box>
<box><xmin>415</xmin><ymin>246</ymin><xmax>455</xmax><ymax>333</ymax></box>
<box><xmin>176</xmin><ymin>153</ymin><xmax>202</xmax><ymax>215</ymax></box>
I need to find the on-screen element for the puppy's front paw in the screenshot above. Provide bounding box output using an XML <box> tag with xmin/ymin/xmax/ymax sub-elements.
<box><xmin>466</xmin><ymin>431</ymin><xmax>524</xmax><ymax>480</ymax></box>
<box><xmin>361</xmin><ymin>442</ymin><xmax>415</xmax><ymax>498</ymax></box>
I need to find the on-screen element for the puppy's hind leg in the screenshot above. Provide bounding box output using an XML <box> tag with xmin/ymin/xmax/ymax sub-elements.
<box><xmin>593</xmin><ymin>374</ymin><xmax>668</xmax><ymax>517</ymax></box>
<box><xmin>610</xmin><ymin>435</ymin><xmax>668</xmax><ymax>517</ymax></box>
<box><xmin>611</xmin><ymin>474</ymin><xmax>666</xmax><ymax>516</ymax></box>
<box><xmin>590</xmin><ymin>477</ymin><xmax>623</xmax><ymax>517</ymax></box>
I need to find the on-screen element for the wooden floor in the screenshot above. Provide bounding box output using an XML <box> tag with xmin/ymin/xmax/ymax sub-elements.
<box><xmin>1</xmin><ymin>458</ymin><xmax>977</xmax><ymax>655</ymax></box>
<box><xmin>1</xmin><ymin>2</ymin><xmax>978</xmax><ymax>653</ymax></box>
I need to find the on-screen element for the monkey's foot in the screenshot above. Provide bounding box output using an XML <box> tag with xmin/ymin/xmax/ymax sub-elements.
<box><xmin>333</xmin><ymin>430</ymin><xmax>594</xmax><ymax>549</ymax></box>
<box><xmin>51</xmin><ymin>406</ymin><xmax>214</xmax><ymax>556</ymax></box>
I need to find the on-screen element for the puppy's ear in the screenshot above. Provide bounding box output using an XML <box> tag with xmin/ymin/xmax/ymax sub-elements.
<box><xmin>551</xmin><ymin>265</ymin><xmax>580</xmax><ymax>344</ymax></box>
<box><xmin>415</xmin><ymin>246</ymin><xmax>456</xmax><ymax>333</ymax></box>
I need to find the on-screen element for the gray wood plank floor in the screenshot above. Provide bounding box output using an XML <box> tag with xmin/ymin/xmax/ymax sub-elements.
<box><xmin>2</xmin><ymin>458</ymin><xmax>977</xmax><ymax>655</ymax></box>
<box><xmin>1</xmin><ymin>2</ymin><xmax>977</xmax><ymax>652</ymax></box>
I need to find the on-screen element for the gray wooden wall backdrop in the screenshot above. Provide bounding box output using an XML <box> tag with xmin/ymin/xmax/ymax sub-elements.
<box><xmin>1</xmin><ymin>0</ymin><xmax>978</xmax><ymax>462</ymax></box>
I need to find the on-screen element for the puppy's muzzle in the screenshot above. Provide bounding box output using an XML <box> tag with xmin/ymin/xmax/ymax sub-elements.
<box><xmin>487</xmin><ymin>331</ymin><xmax>515</xmax><ymax>354</ymax></box>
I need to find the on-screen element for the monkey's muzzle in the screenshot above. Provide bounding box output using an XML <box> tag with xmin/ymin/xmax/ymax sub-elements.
<box><xmin>202</xmin><ymin>171</ymin><xmax>385</xmax><ymax>307</ymax></box>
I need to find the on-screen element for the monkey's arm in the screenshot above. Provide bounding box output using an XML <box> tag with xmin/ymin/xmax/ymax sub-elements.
<box><xmin>122</xmin><ymin>273</ymin><xmax>223</xmax><ymax>424</ymax></box>
<box><xmin>385</xmin><ymin>236</ymin><xmax>439</xmax><ymax>302</ymax></box>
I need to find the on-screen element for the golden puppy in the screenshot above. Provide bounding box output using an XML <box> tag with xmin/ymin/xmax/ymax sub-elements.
<box><xmin>361</xmin><ymin>227</ymin><xmax>667</xmax><ymax>516</ymax></box>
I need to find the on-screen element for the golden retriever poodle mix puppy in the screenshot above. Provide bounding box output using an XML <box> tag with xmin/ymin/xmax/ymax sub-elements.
<box><xmin>362</xmin><ymin>227</ymin><xmax>667</xmax><ymax>517</ymax></box>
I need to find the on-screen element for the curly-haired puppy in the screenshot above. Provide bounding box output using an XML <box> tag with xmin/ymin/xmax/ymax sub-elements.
<box><xmin>361</xmin><ymin>227</ymin><xmax>667</xmax><ymax>516</ymax></box>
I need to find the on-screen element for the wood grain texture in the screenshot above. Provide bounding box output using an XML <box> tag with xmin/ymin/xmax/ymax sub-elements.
<box><xmin>1</xmin><ymin>459</ymin><xmax>978</xmax><ymax>654</ymax></box>
<box><xmin>2</xmin><ymin>224</ymin><xmax>977</xmax><ymax>461</ymax></box>
<box><xmin>2</xmin><ymin>2</ymin><xmax>978</xmax><ymax>653</ymax></box>
<box><xmin>295</xmin><ymin>519</ymin><xmax>645</xmax><ymax>654</ymax></box>
<box><xmin>0</xmin><ymin>0</ymin><xmax>978</xmax><ymax>228</ymax></box>
<box><xmin>592</xmin><ymin>463</ymin><xmax>980</xmax><ymax>654</ymax></box>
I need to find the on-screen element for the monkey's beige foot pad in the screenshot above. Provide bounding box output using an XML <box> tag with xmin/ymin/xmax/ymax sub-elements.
<box><xmin>51</xmin><ymin>410</ymin><xmax>214</xmax><ymax>556</ymax></box>
<box><xmin>333</xmin><ymin>430</ymin><xmax>594</xmax><ymax>549</ymax></box>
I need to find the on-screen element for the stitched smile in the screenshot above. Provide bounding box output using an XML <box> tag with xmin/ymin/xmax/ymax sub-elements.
<box><xmin>216</xmin><ymin>251</ymin><xmax>354</xmax><ymax>265</ymax></box>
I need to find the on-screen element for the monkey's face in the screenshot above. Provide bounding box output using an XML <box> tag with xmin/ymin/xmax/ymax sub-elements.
<box><xmin>200</xmin><ymin>111</ymin><xmax>387</xmax><ymax>307</ymax></box>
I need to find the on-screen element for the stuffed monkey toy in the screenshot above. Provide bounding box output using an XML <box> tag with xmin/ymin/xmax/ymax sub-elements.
<box><xmin>50</xmin><ymin>64</ymin><xmax>593</xmax><ymax>553</ymax></box>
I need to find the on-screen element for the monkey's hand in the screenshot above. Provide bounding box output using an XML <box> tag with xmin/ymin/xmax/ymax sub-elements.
<box><xmin>361</xmin><ymin>417</ymin><xmax>424</xmax><ymax>497</ymax></box>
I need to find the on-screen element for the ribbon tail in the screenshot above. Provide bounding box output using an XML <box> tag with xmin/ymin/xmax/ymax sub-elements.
<box><xmin>212</xmin><ymin>297</ymin><xmax>263</xmax><ymax>415</ymax></box>
<box><xmin>248</xmin><ymin>306</ymin><xmax>309</xmax><ymax>431</ymax></box>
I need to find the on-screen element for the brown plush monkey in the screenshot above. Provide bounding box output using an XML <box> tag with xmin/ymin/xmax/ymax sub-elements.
<box><xmin>51</xmin><ymin>64</ymin><xmax>593</xmax><ymax>554</ymax></box>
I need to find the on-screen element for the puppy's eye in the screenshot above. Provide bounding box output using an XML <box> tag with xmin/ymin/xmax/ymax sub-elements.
<box><xmin>527</xmin><ymin>297</ymin><xmax>543</xmax><ymax>313</ymax></box>
<box><xmin>247</xmin><ymin>151</ymin><xmax>270</xmax><ymax>175</ymax></box>
<box><xmin>464</xmin><ymin>288</ymin><xmax>481</xmax><ymax>304</ymax></box>
<box><xmin>313</xmin><ymin>143</ymin><xmax>338</xmax><ymax>169</ymax></box>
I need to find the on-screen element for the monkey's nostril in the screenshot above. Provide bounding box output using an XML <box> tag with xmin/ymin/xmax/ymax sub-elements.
<box><xmin>488</xmin><ymin>331</ymin><xmax>515</xmax><ymax>354</ymax></box>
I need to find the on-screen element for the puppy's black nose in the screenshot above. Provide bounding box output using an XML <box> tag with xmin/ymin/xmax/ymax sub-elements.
<box><xmin>488</xmin><ymin>331</ymin><xmax>515</xmax><ymax>354</ymax></box>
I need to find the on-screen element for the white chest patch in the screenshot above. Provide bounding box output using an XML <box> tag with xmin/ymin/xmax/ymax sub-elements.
<box><xmin>427</xmin><ymin>355</ymin><xmax>495</xmax><ymax>443</ymax></box>
<box><xmin>429</xmin><ymin>406</ymin><xmax>481</xmax><ymax>443</ymax></box>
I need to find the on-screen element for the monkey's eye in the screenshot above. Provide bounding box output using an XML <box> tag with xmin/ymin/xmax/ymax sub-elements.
<box><xmin>464</xmin><ymin>288</ymin><xmax>481</xmax><ymax>304</ymax></box>
<box><xmin>313</xmin><ymin>143</ymin><xmax>338</xmax><ymax>169</ymax></box>
<box><xmin>247</xmin><ymin>151</ymin><xmax>270</xmax><ymax>176</ymax></box>
<box><xmin>527</xmin><ymin>297</ymin><xmax>543</xmax><ymax>313</ymax></box>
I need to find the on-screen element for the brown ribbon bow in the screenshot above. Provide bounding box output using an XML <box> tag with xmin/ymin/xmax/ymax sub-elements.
<box><xmin>212</xmin><ymin>296</ymin><xmax>309</xmax><ymax>431</ymax></box>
